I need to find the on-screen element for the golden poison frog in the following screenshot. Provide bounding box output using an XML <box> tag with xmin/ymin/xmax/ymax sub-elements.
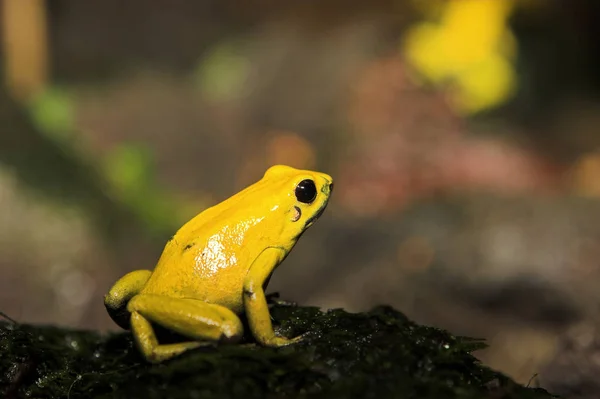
<box><xmin>104</xmin><ymin>165</ymin><xmax>333</xmax><ymax>362</ymax></box>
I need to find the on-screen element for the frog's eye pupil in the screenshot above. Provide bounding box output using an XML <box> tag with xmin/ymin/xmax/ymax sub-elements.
<box><xmin>295</xmin><ymin>179</ymin><xmax>317</xmax><ymax>204</ymax></box>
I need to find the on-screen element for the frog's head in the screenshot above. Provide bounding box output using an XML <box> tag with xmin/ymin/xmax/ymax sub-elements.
<box><xmin>254</xmin><ymin>164</ymin><xmax>333</xmax><ymax>248</ymax></box>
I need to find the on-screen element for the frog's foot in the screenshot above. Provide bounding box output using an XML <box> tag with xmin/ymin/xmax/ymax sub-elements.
<box><xmin>104</xmin><ymin>270</ymin><xmax>152</xmax><ymax>330</ymax></box>
<box><xmin>127</xmin><ymin>294</ymin><xmax>244</xmax><ymax>363</ymax></box>
<box><xmin>129</xmin><ymin>312</ymin><xmax>214</xmax><ymax>362</ymax></box>
<box><xmin>263</xmin><ymin>332</ymin><xmax>306</xmax><ymax>348</ymax></box>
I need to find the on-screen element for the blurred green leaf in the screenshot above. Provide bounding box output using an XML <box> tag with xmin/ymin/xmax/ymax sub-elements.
<box><xmin>101</xmin><ymin>143</ymin><xmax>201</xmax><ymax>235</ymax></box>
<box><xmin>193</xmin><ymin>40</ymin><xmax>250</xmax><ymax>102</ymax></box>
<box><xmin>103</xmin><ymin>144</ymin><xmax>153</xmax><ymax>196</ymax></box>
<box><xmin>28</xmin><ymin>87</ymin><xmax>74</xmax><ymax>141</ymax></box>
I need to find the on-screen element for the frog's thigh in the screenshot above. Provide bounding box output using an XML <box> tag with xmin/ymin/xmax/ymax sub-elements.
<box><xmin>127</xmin><ymin>294</ymin><xmax>243</xmax><ymax>362</ymax></box>
<box><xmin>104</xmin><ymin>269</ymin><xmax>152</xmax><ymax>330</ymax></box>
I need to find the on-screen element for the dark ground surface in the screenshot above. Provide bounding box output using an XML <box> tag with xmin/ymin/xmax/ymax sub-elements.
<box><xmin>0</xmin><ymin>299</ymin><xmax>558</xmax><ymax>399</ymax></box>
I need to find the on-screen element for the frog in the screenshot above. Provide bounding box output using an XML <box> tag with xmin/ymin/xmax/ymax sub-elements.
<box><xmin>104</xmin><ymin>164</ymin><xmax>334</xmax><ymax>363</ymax></box>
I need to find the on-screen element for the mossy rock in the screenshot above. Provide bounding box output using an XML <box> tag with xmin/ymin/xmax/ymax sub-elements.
<box><xmin>1</xmin><ymin>300</ymin><xmax>558</xmax><ymax>398</ymax></box>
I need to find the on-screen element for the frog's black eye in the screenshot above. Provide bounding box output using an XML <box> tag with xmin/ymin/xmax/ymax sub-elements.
<box><xmin>295</xmin><ymin>179</ymin><xmax>317</xmax><ymax>204</ymax></box>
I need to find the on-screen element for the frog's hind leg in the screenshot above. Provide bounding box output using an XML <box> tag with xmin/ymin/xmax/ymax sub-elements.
<box><xmin>104</xmin><ymin>270</ymin><xmax>152</xmax><ymax>330</ymax></box>
<box><xmin>127</xmin><ymin>294</ymin><xmax>244</xmax><ymax>363</ymax></box>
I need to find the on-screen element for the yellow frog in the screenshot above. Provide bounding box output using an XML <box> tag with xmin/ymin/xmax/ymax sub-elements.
<box><xmin>104</xmin><ymin>165</ymin><xmax>333</xmax><ymax>363</ymax></box>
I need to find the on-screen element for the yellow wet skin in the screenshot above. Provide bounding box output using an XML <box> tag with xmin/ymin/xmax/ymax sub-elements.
<box><xmin>104</xmin><ymin>165</ymin><xmax>333</xmax><ymax>363</ymax></box>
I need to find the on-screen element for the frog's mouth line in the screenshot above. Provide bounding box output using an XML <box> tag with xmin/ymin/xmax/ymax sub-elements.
<box><xmin>304</xmin><ymin>201</ymin><xmax>329</xmax><ymax>229</ymax></box>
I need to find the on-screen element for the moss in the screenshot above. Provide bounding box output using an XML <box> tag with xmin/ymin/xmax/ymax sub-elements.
<box><xmin>0</xmin><ymin>300</ymin><xmax>558</xmax><ymax>399</ymax></box>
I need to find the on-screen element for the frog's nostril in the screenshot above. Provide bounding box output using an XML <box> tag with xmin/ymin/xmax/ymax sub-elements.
<box><xmin>329</xmin><ymin>182</ymin><xmax>334</xmax><ymax>193</ymax></box>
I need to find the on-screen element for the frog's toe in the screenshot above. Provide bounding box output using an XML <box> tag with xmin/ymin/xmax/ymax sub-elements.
<box><xmin>265</xmin><ymin>333</ymin><xmax>306</xmax><ymax>347</ymax></box>
<box><xmin>282</xmin><ymin>334</ymin><xmax>305</xmax><ymax>346</ymax></box>
<box><xmin>289</xmin><ymin>332</ymin><xmax>309</xmax><ymax>344</ymax></box>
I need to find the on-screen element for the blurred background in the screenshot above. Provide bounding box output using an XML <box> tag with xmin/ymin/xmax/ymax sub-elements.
<box><xmin>1</xmin><ymin>0</ymin><xmax>600</xmax><ymax>396</ymax></box>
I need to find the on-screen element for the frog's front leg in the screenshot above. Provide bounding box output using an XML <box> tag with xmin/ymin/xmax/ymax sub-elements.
<box><xmin>126</xmin><ymin>294</ymin><xmax>243</xmax><ymax>363</ymax></box>
<box><xmin>104</xmin><ymin>269</ymin><xmax>152</xmax><ymax>330</ymax></box>
<box><xmin>244</xmin><ymin>248</ymin><xmax>303</xmax><ymax>347</ymax></box>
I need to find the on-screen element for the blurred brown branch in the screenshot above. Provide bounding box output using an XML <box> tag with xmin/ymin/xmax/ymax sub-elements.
<box><xmin>1</xmin><ymin>0</ymin><xmax>48</xmax><ymax>102</ymax></box>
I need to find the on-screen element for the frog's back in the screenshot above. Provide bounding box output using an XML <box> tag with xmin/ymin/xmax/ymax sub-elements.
<box><xmin>137</xmin><ymin>167</ymin><xmax>315</xmax><ymax>312</ymax></box>
<box><xmin>140</xmin><ymin>200</ymin><xmax>270</xmax><ymax>312</ymax></box>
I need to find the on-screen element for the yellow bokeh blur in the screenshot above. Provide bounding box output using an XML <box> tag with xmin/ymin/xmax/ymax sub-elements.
<box><xmin>404</xmin><ymin>0</ymin><xmax>517</xmax><ymax>114</ymax></box>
